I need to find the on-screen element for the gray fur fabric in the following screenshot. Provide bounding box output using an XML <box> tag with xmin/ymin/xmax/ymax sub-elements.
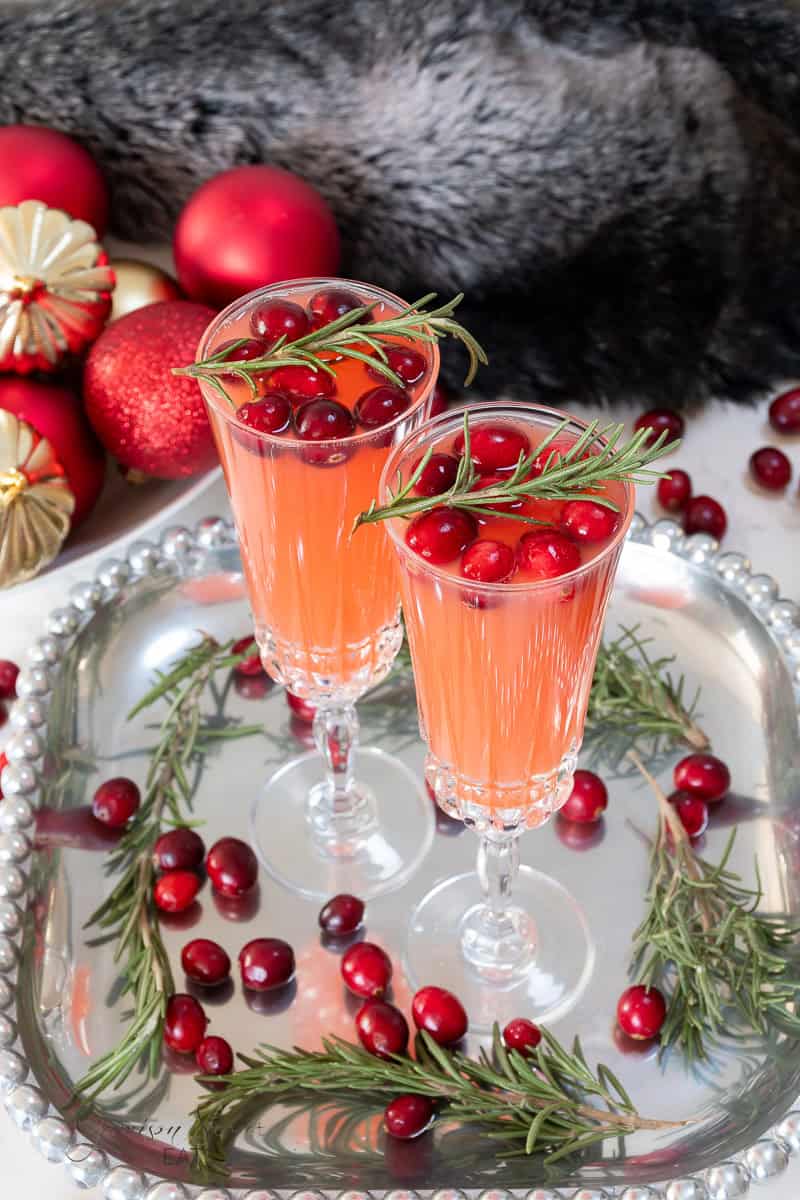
<box><xmin>2</xmin><ymin>0</ymin><xmax>800</xmax><ymax>405</ymax></box>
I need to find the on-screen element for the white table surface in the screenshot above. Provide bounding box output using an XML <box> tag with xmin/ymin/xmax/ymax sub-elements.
<box><xmin>2</xmin><ymin>393</ymin><xmax>800</xmax><ymax>1196</ymax></box>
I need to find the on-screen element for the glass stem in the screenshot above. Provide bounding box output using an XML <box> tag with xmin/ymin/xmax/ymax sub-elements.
<box><xmin>477</xmin><ymin>832</ymin><xmax>520</xmax><ymax>932</ymax></box>
<box><xmin>308</xmin><ymin>703</ymin><xmax>374</xmax><ymax>850</ymax></box>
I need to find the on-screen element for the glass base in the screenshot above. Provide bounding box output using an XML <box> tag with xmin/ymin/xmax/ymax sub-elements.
<box><xmin>250</xmin><ymin>747</ymin><xmax>435</xmax><ymax>901</ymax></box>
<box><xmin>404</xmin><ymin>867</ymin><xmax>595</xmax><ymax>1033</ymax></box>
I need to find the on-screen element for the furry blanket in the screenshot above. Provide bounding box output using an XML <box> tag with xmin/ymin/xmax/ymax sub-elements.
<box><xmin>2</xmin><ymin>0</ymin><xmax>799</xmax><ymax>405</ymax></box>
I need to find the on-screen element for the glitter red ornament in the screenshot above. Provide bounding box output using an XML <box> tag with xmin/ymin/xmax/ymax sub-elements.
<box><xmin>0</xmin><ymin>126</ymin><xmax>109</xmax><ymax>235</ymax></box>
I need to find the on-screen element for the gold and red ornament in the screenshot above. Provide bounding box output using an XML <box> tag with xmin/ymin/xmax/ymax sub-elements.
<box><xmin>173</xmin><ymin>165</ymin><xmax>340</xmax><ymax>307</ymax></box>
<box><xmin>0</xmin><ymin>124</ymin><xmax>110</xmax><ymax>236</ymax></box>
<box><xmin>108</xmin><ymin>258</ymin><xmax>183</xmax><ymax>323</ymax></box>
<box><xmin>83</xmin><ymin>300</ymin><xmax>218</xmax><ymax>480</ymax></box>
<box><xmin>0</xmin><ymin>200</ymin><xmax>115</xmax><ymax>374</ymax></box>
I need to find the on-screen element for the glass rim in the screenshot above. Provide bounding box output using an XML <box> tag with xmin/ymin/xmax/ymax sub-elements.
<box><xmin>196</xmin><ymin>276</ymin><xmax>441</xmax><ymax>448</ymax></box>
<box><xmin>379</xmin><ymin>401</ymin><xmax>635</xmax><ymax>593</ymax></box>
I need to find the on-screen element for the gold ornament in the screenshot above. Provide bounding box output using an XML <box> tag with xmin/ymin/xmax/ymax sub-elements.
<box><xmin>0</xmin><ymin>410</ymin><xmax>75</xmax><ymax>587</ymax></box>
<box><xmin>108</xmin><ymin>258</ymin><xmax>182</xmax><ymax>322</ymax></box>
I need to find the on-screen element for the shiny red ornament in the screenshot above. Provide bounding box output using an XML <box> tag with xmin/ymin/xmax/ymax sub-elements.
<box><xmin>173</xmin><ymin>165</ymin><xmax>340</xmax><ymax>307</ymax></box>
<box><xmin>83</xmin><ymin>301</ymin><xmax>218</xmax><ymax>479</ymax></box>
<box><xmin>0</xmin><ymin>126</ymin><xmax>109</xmax><ymax>235</ymax></box>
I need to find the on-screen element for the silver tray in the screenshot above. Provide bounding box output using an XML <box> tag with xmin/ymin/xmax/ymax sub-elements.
<box><xmin>2</xmin><ymin>513</ymin><xmax>800</xmax><ymax>1200</ymax></box>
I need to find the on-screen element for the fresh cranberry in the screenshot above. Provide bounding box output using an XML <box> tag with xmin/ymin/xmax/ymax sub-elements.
<box><xmin>405</xmin><ymin>507</ymin><xmax>477</xmax><ymax>565</ymax></box>
<box><xmin>309</xmin><ymin>287</ymin><xmax>365</xmax><ymax>328</ymax></box>
<box><xmin>633</xmin><ymin>408</ymin><xmax>684</xmax><ymax>447</ymax></box>
<box><xmin>750</xmin><ymin>446</ymin><xmax>791</xmax><ymax>490</ymax></box>
<box><xmin>153</xmin><ymin>827</ymin><xmax>205</xmax><ymax>873</ymax></box>
<box><xmin>529</xmin><ymin>438</ymin><xmax>577</xmax><ymax>478</ymax></box>
<box><xmin>154</xmin><ymin>870</ymin><xmax>200</xmax><ymax>914</ymax></box>
<box><xmin>560</xmin><ymin>500</ymin><xmax>618</xmax><ymax>544</ymax></box>
<box><xmin>683</xmin><ymin>495</ymin><xmax>727</xmax><ymax>540</ymax></box>
<box><xmin>286</xmin><ymin>691</ymin><xmax>316</xmax><ymax>722</ymax></box>
<box><xmin>413</xmin><ymin>453</ymin><xmax>459</xmax><ymax>498</ymax></box>
<box><xmin>657</xmin><ymin>469</ymin><xmax>692</xmax><ymax>512</ymax></box>
<box><xmin>216</xmin><ymin>337</ymin><xmax>270</xmax><ymax>375</ymax></box>
<box><xmin>469</xmin><ymin>472</ymin><xmax>524</xmax><ymax>514</ymax></box>
<box><xmin>769</xmin><ymin>387</ymin><xmax>800</xmax><ymax>434</ymax></box>
<box><xmin>428</xmin><ymin>381</ymin><xmax>450</xmax><ymax>417</ymax></box>
<box><xmin>461</xmin><ymin>539</ymin><xmax>515</xmax><ymax>583</ymax></box>
<box><xmin>206</xmin><ymin>837</ymin><xmax>258</xmax><ymax>898</ymax></box>
<box><xmin>673</xmin><ymin>753</ymin><xmax>730</xmax><ymax>802</ymax></box>
<box><xmin>234</xmin><ymin>674</ymin><xmax>272</xmax><ymax>701</ymax></box>
<box><xmin>318</xmin><ymin>893</ymin><xmax>365</xmax><ymax>936</ymax></box>
<box><xmin>0</xmin><ymin>750</ymin><xmax>7</xmax><ymax>798</ymax></box>
<box><xmin>616</xmin><ymin>985</ymin><xmax>667</xmax><ymax>1040</ymax></box>
<box><xmin>0</xmin><ymin>660</ymin><xmax>19</xmax><ymax>700</ymax></box>
<box><xmin>502</xmin><ymin>1017</ymin><xmax>542</xmax><ymax>1055</ymax></box>
<box><xmin>411</xmin><ymin>985</ymin><xmax>468</xmax><ymax>1045</ymax></box>
<box><xmin>669</xmin><ymin>791</ymin><xmax>709</xmax><ymax>839</ymax></box>
<box><xmin>195</xmin><ymin>1035</ymin><xmax>234</xmax><ymax>1076</ymax></box>
<box><xmin>231</xmin><ymin>634</ymin><xmax>263</xmax><ymax>677</ymax></box>
<box><xmin>560</xmin><ymin>770</ymin><xmax>608</xmax><ymax>823</ymax></box>
<box><xmin>92</xmin><ymin>777</ymin><xmax>140</xmax><ymax>828</ymax></box>
<box><xmin>355</xmin><ymin>1000</ymin><xmax>409</xmax><ymax>1058</ymax></box>
<box><xmin>355</xmin><ymin>385</ymin><xmax>411</xmax><ymax>430</ymax></box>
<box><xmin>163</xmin><ymin>993</ymin><xmax>208</xmax><ymax>1054</ymax></box>
<box><xmin>265</xmin><ymin>364</ymin><xmax>335</xmax><ymax>402</ymax></box>
<box><xmin>368</xmin><ymin>345</ymin><xmax>427</xmax><ymax>386</ymax></box>
<box><xmin>237</xmin><ymin>394</ymin><xmax>292</xmax><ymax>436</ymax></box>
<box><xmin>181</xmin><ymin>938</ymin><xmax>231</xmax><ymax>986</ymax></box>
<box><xmin>239</xmin><ymin>937</ymin><xmax>295</xmax><ymax>991</ymax></box>
<box><xmin>516</xmin><ymin>528</ymin><xmax>580</xmax><ymax>580</ymax></box>
<box><xmin>341</xmin><ymin>941</ymin><xmax>392</xmax><ymax>998</ymax></box>
<box><xmin>455</xmin><ymin>422</ymin><xmax>530</xmax><ymax>473</ymax></box>
<box><xmin>295</xmin><ymin>398</ymin><xmax>355</xmax><ymax>441</ymax></box>
<box><xmin>384</xmin><ymin>1095</ymin><xmax>435</xmax><ymax>1140</ymax></box>
<box><xmin>250</xmin><ymin>299</ymin><xmax>310</xmax><ymax>344</ymax></box>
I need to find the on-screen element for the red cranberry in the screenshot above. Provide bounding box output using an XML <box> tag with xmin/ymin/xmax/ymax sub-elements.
<box><xmin>92</xmin><ymin>777</ymin><xmax>140</xmax><ymax>828</ymax></box>
<box><xmin>318</xmin><ymin>893</ymin><xmax>365</xmax><ymax>936</ymax></box>
<box><xmin>455</xmin><ymin>422</ymin><xmax>530</xmax><ymax>473</ymax></box>
<box><xmin>657</xmin><ymin>469</ymin><xmax>692</xmax><ymax>512</ymax></box>
<box><xmin>502</xmin><ymin>1017</ymin><xmax>542</xmax><ymax>1055</ymax></box>
<box><xmin>368</xmin><ymin>345</ymin><xmax>427</xmax><ymax>386</ymax></box>
<box><xmin>0</xmin><ymin>750</ymin><xmax>7</xmax><ymax>798</ymax></box>
<box><xmin>673</xmin><ymin>753</ymin><xmax>730</xmax><ymax>802</ymax></box>
<box><xmin>234</xmin><ymin>674</ymin><xmax>272</xmax><ymax>701</ymax></box>
<box><xmin>286</xmin><ymin>691</ymin><xmax>316</xmax><ymax>722</ymax></box>
<box><xmin>461</xmin><ymin>539</ymin><xmax>515</xmax><ymax>583</ymax></box>
<box><xmin>216</xmin><ymin>337</ymin><xmax>270</xmax><ymax>375</ymax></box>
<box><xmin>341</xmin><ymin>941</ymin><xmax>392</xmax><ymax>998</ymax></box>
<box><xmin>0</xmin><ymin>660</ymin><xmax>19</xmax><ymax>700</ymax></box>
<box><xmin>428</xmin><ymin>381</ymin><xmax>450</xmax><ymax>417</ymax></box>
<box><xmin>413</xmin><ymin>452</ymin><xmax>459</xmax><ymax>498</ymax></box>
<box><xmin>195</xmin><ymin>1035</ymin><xmax>234</xmax><ymax>1076</ymax></box>
<box><xmin>295</xmin><ymin>398</ymin><xmax>355</xmax><ymax>441</ymax></box>
<box><xmin>265</xmin><ymin>364</ymin><xmax>335</xmax><ymax>401</ymax></box>
<box><xmin>181</xmin><ymin>938</ymin><xmax>231</xmax><ymax>986</ymax></box>
<box><xmin>250</xmin><ymin>299</ymin><xmax>310</xmax><ymax>344</ymax></box>
<box><xmin>669</xmin><ymin>791</ymin><xmax>709</xmax><ymax>839</ymax></box>
<box><xmin>516</xmin><ymin>528</ymin><xmax>580</xmax><ymax>580</ymax></box>
<box><xmin>560</xmin><ymin>770</ymin><xmax>608</xmax><ymax>824</ymax></box>
<box><xmin>355</xmin><ymin>385</ymin><xmax>411</xmax><ymax>430</ymax></box>
<box><xmin>154</xmin><ymin>870</ymin><xmax>200</xmax><ymax>914</ymax></box>
<box><xmin>153</xmin><ymin>827</ymin><xmax>205</xmax><ymax>873</ymax></box>
<box><xmin>237</xmin><ymin>394</ymin><xmax>292</xmax><ymax>436</ymax></box>
<box><xmin>469</xmin><ymin>472</ymin><xmax>524</xmax><ymax>514</ymax></box>
<box><xmin>206</xmin><ymin>837</ymin><xmax>258</xmax><ymax>898</ymax></box>
<box><xmin>164</xmin><ymin>993</ymin><xmax>208</xmax><ymax>1054</ymax></box>
<box><xmin>633</xmin><ymin>408</ymin><xmax>684</xmax><ymax>447</ymax></box>
<box><xmin>405</xmin><ymin>507</ymin><xmax>477</xmax><ymax>565</ymax></box>
<box><xmin>239</xmin><ymin>937</ymin><xmax>295</xmax><ymax>990</ymax></box>
<box><xmin>560</xmin><ymin>500</ymin><xmax>618</xmax><ymax>544</ymax></box>
<box><xmin>750</xmin><ymin>446</ymin><xmax>791</xmax><ymax>490</ymax></box>
<box><xmin>231</xmin><ymin>634</ymin><xmax>263</xmax><ymax>676</ymax></box>
<box><xmin>616</xmin><ymin>985</ymin><xmax>667</xmax><ymax>1040</ymax></box>
<box><xmin>309</xmin><ymin>287</ymin><xmax>365</xmax><ymax>328</ymax></box>
<box><xmin>769</xmin><ymin>387</ymin><xmax>800</xmax><ymax>434</ymax></box>
<box><xmin>683</xmin><ymin>495</ymin><xmax>727</xmax><ymax>540</ymax></box>
<box><xmin>384</xmin><ymin>1094</ymin><xmax>435</xmax><ymax>1140</ymax></box>
<box><xmin>411</xmin><ymin>985</ymin><xmax>468</xmax><ymax>1045</ymax></box>
<box><xmin>530</xmin><ymin>438</ymin><xmax>577</xmax><ymax>478</ymax></box>
<box><xmin>355</xmin><ymin>1000</ymin><xmax>409</xmax><ymax>1058</ymax></box>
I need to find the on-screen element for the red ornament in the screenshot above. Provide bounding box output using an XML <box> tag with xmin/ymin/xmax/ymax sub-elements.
<box><xmin>83</xmin><ymin>301</ymin><xmax>218</xmax><ymax>479</ymax></box>
<box><xmin>0</xmin><ymin>126</ymin><xmax>109</xmax><ymax>235</ymax></box>
<box><xmin>173</xmin><ymin>165</ymin><xmax>340</xmax><ymax>307</ymax></box>
<box><xmin>616</xmin><ymin>984</ymin><xmax>667</xmax><ymax>1040</ymax></box>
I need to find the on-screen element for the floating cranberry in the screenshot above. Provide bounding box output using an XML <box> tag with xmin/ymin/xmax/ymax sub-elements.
<box><xmin>216</xmin><ymin>337</ymin><xmax>270</xmax><ymax>374</ymax></box>
<box><xmin>560</xmin><ymin>500</ymin><xmax>618</xmax><ymax>544</ymax></box>
<box><xmin>153</xmin><ymin>827</ymin><xmax>205</xmax><ymax>873</ymax></box>
<box><xmin>384</xmin><ymin>1094</ymin><xmax>435</xmax><ymax>1140</ymax></box>
<box><xmin>455</xmin><ymin>422</ymin><xmax>530</xmax><ymax>473</ymax></box>
<box><xmin>673</xmin><ymin>753</ymin><xmax>730</xmax><ymax>802</ymax></box>
<box><xmin>616</xmin><ymin>985</ymin><xmax>667</xmax><ymax>1040</ymax></box>
<box><xmin>469</xmin><ymin>472</ymin><xmax>524</xmax><ymax>514</ymax></box>
<box><xmin>231</xmin><ymin>635</ymin><xmax>263</xmax><ymax>676</ymax></box>
<box><xmin>239</xmin><ymin>937</ymin><xmax>295</xmax><ymax>991</ymax></box>
<box><xmin>181</xmin><ymin>938</ymin><xmax>231</xmax><ymax>986</ymax></box>
<box><xmin>355</xmin><ymin>385</ymin><xmax>411</xmax><ymax>430</ymax></box>
<box><xmin>195</xmin><ymin>1035</ymin><xmax>234</xmax><ymax>1076</ymax></box>
<box><xmin>461</xmin><ymin>539</ymin><xmax>515</xmax><ymax>584</ymax></box>
<box><xmin>92</xmin><ymin>777</ymin><xmax>141</xmax><ymax>828</ymax></box>
<box><xmin>0</xmin><ymin>660</ymin><xmax>19</xmax><ymax>700</ymax></box>
<box><xmin>502</xmin><ymin>1017</ymin><xmax>542</xmax><ymax>1056</ymax></box>
<box><xmin>633</xmin><ymin>408</ymin><xmax>684</xmax><ymax>447</ymax></box>
<box><xmin>405</xmin><ymin>507</ymin><xmax>477</xmax><ymax>565</ymax></box>
<box><xmin>428</xmin><ymin>381</ymin><xmax>450</xmax><ymax>417</ymax></box>
<box><xmin>413</xmin><ymin>453</ymin><xmax>459</xmax><ymax>498</ymax></box>
<box><xmin>164</xmin><ymin>993</ymin><xmax>208</xmax><ymax>1054</ymax></box>
<box><xmin>206</xmin><ymin>837</ymin><xmax>258</xmax><ymax>898</ymax></box>
<box><xmin>341</xmin><ymin>941</ymin><xmax>392</xmax><ymax>998</ymax></box>
<box><xmin>309</xmin><ymin>287</ymin><xmax>365</xmax><ymax>328</ymax></box>
<box><xmin>355</xmin><ymin>999</ymin><xmax>409</xmax><ymax>1058</ymax></box>
<box><xmin>295</xmin><ymin>398</ymin><xmax>355</xmax><ymax>442</ymax></box>
<box><xmin>286</xmin><ymin>691</ymin><xmax>316</xmax><ymax>722</ymax></box>
<box><xmin>529</xmin><ymin>439</ymin><xmax>575</xmax><ymax>478</ymax></box>
<box><xmin>265</xmin><ymin>364</ymin><xmax>335</xmax><ymax>402</ymax></box>
<box><xmin>683</xmin><ymin>495</ymin><xmax>727</xmax><ymax>540</ymax></box>
<box><xmin>319</xmin><ymin>893</ymin><xmax>365</xmax><ymax>936</ymax></box>
<box><xmin>411</xmin><ymin>985</ymin><xmax>468</xmax><ymax>1045</ymax></box>
<box><xmin>237</xmin><ymin>394</ymin><xmax>292</xmax><ymax>436</ymax></box>
<box><xmin>749</xmin><ymin>446</ymin><xmax>791</xmax><ymax>490</ymax></box>
<box><xmin>368</xmin><ymin>345</ymin><xmax>427</xmax><ymax>386</ymax></box>
<box><xmin>670</xmin><ymin>791</ymin><xmax>709</xmax><ymax>839</ymax></box>
<box><xmin>769</xmin><ymin>388</ymin><xmax>800</xmax><ymax>434</ymax></box>
<box><xmin>154</xmin><ymin>870</ymin><xmax>200</xmax><ymax>914</ymax></box>
<box><xmin>250</xmin><ymin>299</ymin><xmax>310</xmax><ymax>344</ymax></box>
<box><xmin>657</xmin><ymin>469</ymin><xmax>692</xmax><ymax>512</ymax></box>
<box><xmin>560</xmin><ymin>770</ymin><xmax>608</xmax><ymax>824</ymax></box>
<box><xmin>516</xmin><ymin>528</ymin><xmax>580</xmax><ymax>580</ymax></box>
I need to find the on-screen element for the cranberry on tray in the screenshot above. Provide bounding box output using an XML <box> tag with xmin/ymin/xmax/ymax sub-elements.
<box><xmin>196</xmin><ymin>1034</ymin><xmax>234</xmax><ymax>1076</ymax></box>
<box><xmin>560</xmin><ymin>770</ymin><xmax>608</xmax><ymax>824</ymax></box>
<box><xmin>181</xmin><ymin>938</ymin><xmax>231</xmax><ymax>986</ymax></box>
<box><xmin>239</xmin><ymin>937</ymin><xmax>295</xmax><ymax>991</ymax></box>
<box><xmin>355</xmin><ymin>999</ymin><xmax>409</xmax><ymax>1058</ymax></box>
<box><xmin>657</xmin><ymin>468</ymin><xmax>692</xmax><ymax>512</ymax></box>
<box><xmin>503</xmin><ymin>1017</ymin><xmax>542</xmax><ymax>1055</ymax></box>
<box><xmin>164</xmin><ymin>994</ymin><xmax>208</xmax><ymax>1054</ymax></box>
<box><xmin>318</xmin><ymin>893</ymin><xmax>365</xmax><ymax>936</ymax></box>
<box><xmin>154</xmin><ymin>870</ymin><xmax>200</xmax><ymax>914</ymax></box>
<box><xmin>749</xmin><ymin>446</ymin><xmax>791</xmax><ymax>491</ymax></box>
<box><xmin>153</xmin><ymin>827</ymin><xmax>205</xmax><ymax>873</ymax></box>
<box><xmin>633</xmin><ymin>408</ymin><xmax>684</xmax><ymax>446</ymax></box>
<box><xmin>616</xmin><ymin>984</ymin><xmax>667</xmax><ymax>1041</ymax></box>
<box><xmin>384</xmin><ymin>1094</ymin><xmax>435</xmax><ymax>1140</ymax></box>
<box><xmin>206</xmin><ymin>837</ymin><xmax>258</xmax><ymax>897</ymax></box>
<box><xmin>673</xmin><ymin>753</ymin><xmax>730</xmax><ymax>802</ymax></box>
<box><xmin>92</xmin><ymin>778</ymin><xmax>140</xmax><ymax>828</ymax></box>
<box><xmin>0</xmin><ymin>659</ymin><xmax>19</xmax><ymax>700</ymax></box>
<box><xmin>683</xmin><ymin>495</ymin><xmax>727</xmax><ymax>541</ymax></box>
<box><xmin>341</xmin><ymin>941</ymin><xmax>392</xmax><ymax>998</ymax></box>
<box><xmin>411</xmin><ymin>985</ymin><xmax>468</xmax><ymax>1045</ymax></box>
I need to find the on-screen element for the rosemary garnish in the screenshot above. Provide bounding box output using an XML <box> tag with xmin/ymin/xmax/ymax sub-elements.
<box><xmin>189</xmin><ymin>1025</ymin><xmax>686</xmax><ymax>1174</ymax></box>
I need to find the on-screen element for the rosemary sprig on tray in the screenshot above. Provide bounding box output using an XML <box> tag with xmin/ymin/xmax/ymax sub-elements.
<box><xmin>189</xmin><ymin>1024</ymin><xmax>686</xmax><ymax>1174</ymax></box>
<box><xmin>629</xmin><ymin>752</ymin><xmax>800</xmax><ymax>1061</ymax></box>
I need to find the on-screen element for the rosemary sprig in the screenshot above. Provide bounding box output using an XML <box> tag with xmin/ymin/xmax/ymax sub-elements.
<box><xmin>189</xmin><ymin>1024</ymin><xmax>686</xmax><ymax>1174</ymax></box>
<box><xmin>629</xmin><ymin>752</ymin><xmax>800</xmax><ymax>1061</ymax></box>
<box><xmin>174</xmin><ymin>292</ymin><xmax>487</xmax><ymax>406</ymax></box>
<box><xmin>355</xmin><ymin>413</ymin><xmax>677</xmax><ymax>530</ymax></box>
<box><xmin>75</xmin><ymin>637</ymin><xmax>262</xmax><ymax>1099</ymax></box>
